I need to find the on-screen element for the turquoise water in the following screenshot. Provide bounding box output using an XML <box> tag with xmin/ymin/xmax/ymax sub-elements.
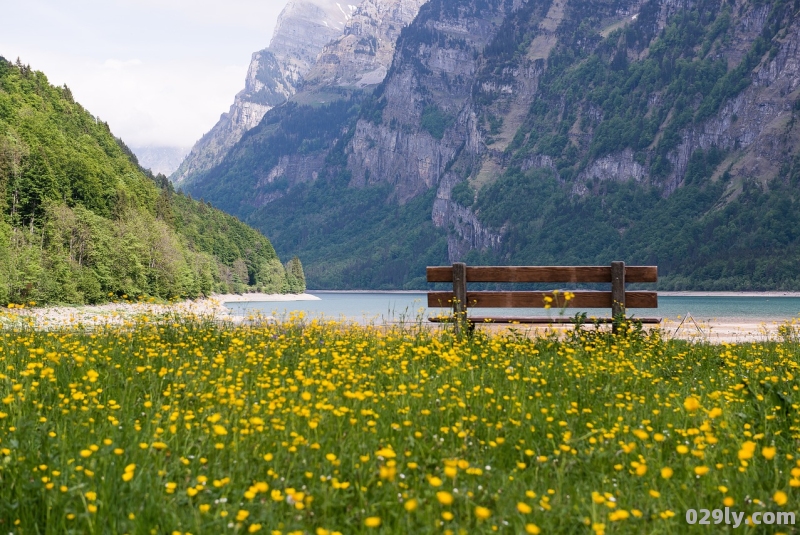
<box><xmin>223</xmin><ymin>292</ymin><xmax>800</xmax><ymax>323</ymax></box>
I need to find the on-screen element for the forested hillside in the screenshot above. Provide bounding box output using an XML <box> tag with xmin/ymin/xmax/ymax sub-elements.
<box><xmin>0</xmin><ymin>58</ymin><xmax>303</xmax><ymax>305</ymax></box>
<box><xmin>185</xmin><ymin>0</ymin><xmax>800</xmax><ymax>290</ymax></box>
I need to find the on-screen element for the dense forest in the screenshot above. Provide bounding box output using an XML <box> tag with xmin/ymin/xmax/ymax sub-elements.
<box><xmin>0</xmin><ymin>58</ymin><xmax>304</xmax><ymax>305</ymax></box>
<box><xmin>182</xmin><ymin>0</ymin><xmax>800</xmax><ymax>290</ymax></box>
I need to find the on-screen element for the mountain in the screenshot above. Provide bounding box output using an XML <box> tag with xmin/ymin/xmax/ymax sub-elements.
<box><xmin>171</xmin><ymin>0</ymin><xmax>425</xmax><ymax>187</ymax></box>
<box><xmin>131</xmin><ymin>145</ymin><xmax>189</xmax><ymax>175</ymax></box>
<box><xmin>170</xmin><ymin>0</ymin><xmax>365</xmax><ymax>186</ymax></box>
<box><xmin>185</xmin><ymin>0</ymin><xmax>800</xmax><ymax>291</ymax></box>
<box><xmin>0</xmin><ymin>58</ymin><xmax>303</xmax><ymax>305</ymax></box>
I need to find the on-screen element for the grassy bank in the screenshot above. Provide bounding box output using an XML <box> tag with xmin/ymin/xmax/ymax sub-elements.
<box><xmin>0</xmin><ymin>316</ymin><xmax>798</xmax><ymax>534</ymax></box>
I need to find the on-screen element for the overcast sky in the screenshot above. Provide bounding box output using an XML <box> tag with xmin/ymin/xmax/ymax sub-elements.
<box><xmin>1</xmin><ymin>0</ymin><xmax>286</xmax><ymax>148</ymax></box>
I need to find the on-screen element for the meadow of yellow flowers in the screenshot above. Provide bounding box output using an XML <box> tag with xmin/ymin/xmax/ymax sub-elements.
<box><xmin>0</xmin><ymin>313</ymin><xmax>797</xmax><ymax>534</ymax></box>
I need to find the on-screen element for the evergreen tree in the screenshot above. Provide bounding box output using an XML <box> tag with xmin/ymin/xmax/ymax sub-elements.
<box><xmin>284</xmin><ymin>256</ymin><xmax>306</xmax><ymax>294</ymax></box>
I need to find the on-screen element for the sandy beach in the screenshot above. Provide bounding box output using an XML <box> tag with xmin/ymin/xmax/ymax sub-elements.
<box><xmin>2</xmin><ymin>293</ymin><xmax>319</xmax><ymax>330</ymax></box>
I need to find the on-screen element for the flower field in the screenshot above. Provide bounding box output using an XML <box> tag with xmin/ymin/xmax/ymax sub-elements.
<box><xmin>0</xmin><ymin>315</ymin><xmax>798</xmax><ymax>534</ymax></box>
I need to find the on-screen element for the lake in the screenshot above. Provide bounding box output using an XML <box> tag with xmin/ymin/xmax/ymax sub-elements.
<box><xmin>223</xmin><ymin>292</ymin><xmax>800</xmax><ymax>323</ymax></box>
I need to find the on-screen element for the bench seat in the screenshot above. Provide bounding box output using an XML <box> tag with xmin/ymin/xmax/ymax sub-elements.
<box><xmin>426</xmin><ymin>262</ymin><xmax>660</xmax><ymax>333</ymax></box>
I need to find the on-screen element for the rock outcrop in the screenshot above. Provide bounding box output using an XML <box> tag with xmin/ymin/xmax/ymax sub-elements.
<box><xmin>303</xmin><ymin>0</ymin><xmax>427</xmax><ymax>90</ymax></box>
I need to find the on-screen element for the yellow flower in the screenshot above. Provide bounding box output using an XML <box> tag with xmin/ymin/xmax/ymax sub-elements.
<box><xmin>375</xmin><ymin>447</ymin><xmax>396</xmax><ymax>458</ymax></box>
<box><xmin>79</xmin><ymin>449</ymin><xmax>92</xmax><ymax>458</ymax></box>
<box><xmin>676</xmin><ymin>445</ymin><xmax>689</xmax><ymax>454</ymax></box>
<box><xmin>683</xmin><ymin>396</ymin><xmax>701</xmax><ymax>411</ymax></box>
<box><xmin>660</xmin><ymin>467</ymin><xmax>673</xmax><ymax>479</ymax></box>
<box><xmin>248</xmin><ymin>525</ymin><xmax>262</xmax><ymax>533</ymax></box>
<box><xmin>404</xmin><ymin>499</ymin><xmax>418</xmax><ymax>512</ymax></box>
<box><xmin>236</xmin><ymin>510</ymin><xmax>249</xmax><ymax>522</ymax></box>
<box><xmin>517</xmin><ymin>502</ymin><xmax>532</xmax><ymax>514</ymax></box>
<box><xmin>525</xmin><ymin>524</ymin><xmax>541</xmax><ymax>535</ymax></box>
<box><xmin>762</xmin><ymin>447</ymin><xmax>777</xmax><ymax>460</ymax></box>
<box><xmin>199</xmin><ymin>504</ymin><xmax>211</xmax><ymax>513</ymax></box>
<box><xmin>774</xmin><ymin>491</ymin><xmax>788</xmax><ymax>506</ymax></box>
<box><xmin>694</xmin><ymin>466</ymin><xmax>709</xmax><ymax>476</ymax></box>
<box><xmin>364</xmin><ymin>517</ymin><xmax>381</xmax><ymax>528</ymax></box>
<box><xmin>436</xmin><ymin>491</ymin><xmax>454</xmax><ymax>505</ymax></box>
<box><xmin>738</xmin><ymin>441</ymin><xmax>757</xmax><ymax>460</ymax></box>
<box><xmin>475</xmin><ymin>506</ymin><xmax>491</xmax><ymax>520</ymax></box>
<box><xmin>609</xmin><ymin>509</ymin><xmax>630</xmax><ymax>521</ymax></box>
<box><xmin>85</xmin><ymin>491</ymin><xmax>97</xmax><ymax>501</ymax></box>
<box><xmin>428</xmin><ymin>476</ymin><xmax>443</xmax><ymax>487</ymax></box>
<box><xmin>723</xmin><ymin>497</ymin><xmax>734</xmax><ymax>507</ymax></box>
<box><xmin>708</xmin><ymin>407</ymin><xmax>722</xmax><ymax>418</ymax></box>
<box><xmin>649</xmin><ymin>490</ymin><xmax>660</xmax><ymax>498</ymax></box>
<box><xmin>213</xmin><ymin>425</ymin><xmax>228</xmax><ymax>436</ymax></box>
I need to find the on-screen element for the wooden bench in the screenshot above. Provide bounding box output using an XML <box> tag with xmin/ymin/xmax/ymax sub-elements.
<box><xmin>426</xmin><ymin>261</ymin><xmax>659</xmax><ymax>333</ymax></box>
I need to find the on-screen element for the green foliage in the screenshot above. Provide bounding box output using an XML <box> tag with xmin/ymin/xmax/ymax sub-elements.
<box><xmin>450</xmin><ymin>181</ymin><xmax>475</xmax><ymax>207</ymax></box>
<box><xmin>0</xmin><ymin>58</ymin><xmax>293</xmax><ymax>304</ymax></box>
<box><xmin>284</xmin><ymin>256</ymin><xmax>306</xmax><ymax>294</ymax></box>
<box><xmin>420</xmin><ymin>105</ymin><xmax>454</xmax><ymax>140</ymax></box>
<box><xmin>246</xmin><ymin>176</ymin><xmax>448</xmax><ymax>290</ymax></box>
<box><xmin>472</xmin><ymin>147</ymin><xmax>800</xmax><ymax>290</ymax></box>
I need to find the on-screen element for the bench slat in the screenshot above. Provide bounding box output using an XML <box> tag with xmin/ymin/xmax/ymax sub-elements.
<box><xmin>428</xmin><ymin>316</ymin><xmax>662</xmax><ymax>324</ymax></box>
<box><xmin>427</xmin><ymin>265</ymin><xmax>657</xmax><ymax>283</ymax></box>
<box><xmin>427</xmin><ymin>291</ymin><xmax>658</xmax><ymax>309</ymax></box>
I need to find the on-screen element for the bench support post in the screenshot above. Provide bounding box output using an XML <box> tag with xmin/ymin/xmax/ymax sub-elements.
<box><xmin>452</xmin><ymin>262</ymin><xmax>467</xmax><ymax>334</ymax></box>
<box><xmin>611</xmin><ymin>261</ymin><xmax>625</xmax><ymax>333</ymax></box>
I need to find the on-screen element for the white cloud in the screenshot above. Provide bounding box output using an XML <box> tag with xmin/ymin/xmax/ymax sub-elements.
<box><xmin>1</xmin><ymin>0</ymin><xmax>287</xmax><ymax>147</ymax></box>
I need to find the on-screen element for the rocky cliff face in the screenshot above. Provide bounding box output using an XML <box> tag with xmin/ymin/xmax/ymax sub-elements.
<box><xmin>347</xmin><ymin>0</ymin><xmax>518</xmax><ymax>203</ymax></box>
<box><xmin>663</xmin><ymin>11</ymin><xmax>800</xmax><ymax>195</ymax></box>
<box><xmin>171</xmin><ymin>0</ymin><xmax>363</xmax><ymax>185</ymax></box>
<box><xmin>344</xmin><ymin>0</ymin><xmax>642</xmax><ymax>260</ymax></box>
<box><xmin>303</xmin><ymin>0</ymin><xmax>427</xmax><ymax>90</ymax></box>
<box><xmin>345</xmin><ymin>0</ymin><xmax>800</xmax><ymax>261</ymax></box>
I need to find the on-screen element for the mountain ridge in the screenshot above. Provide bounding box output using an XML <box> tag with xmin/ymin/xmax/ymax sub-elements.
<box><xmin>185</xmin><ymin>0</ymin><xmax>800</xmax><ymax>290</ymax></box>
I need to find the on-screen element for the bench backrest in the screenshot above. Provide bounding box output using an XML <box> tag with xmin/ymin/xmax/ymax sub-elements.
<box><xmin>426</xmin><ymin>262</ymin><xmax>658</xmax><ymax>315</ymax></box>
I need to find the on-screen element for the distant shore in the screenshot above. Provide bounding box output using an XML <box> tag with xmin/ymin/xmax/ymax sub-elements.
<box><xmin>215</xmin><ymin>292</ymin><xmax>321</xmax><ymax>303</ymax></box>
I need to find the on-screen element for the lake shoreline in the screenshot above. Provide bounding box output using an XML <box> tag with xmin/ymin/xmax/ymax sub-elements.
<box><xmin>5</xmin><ymin>291</ymin><xmax>799</xmax><ymax>343</ymax></box>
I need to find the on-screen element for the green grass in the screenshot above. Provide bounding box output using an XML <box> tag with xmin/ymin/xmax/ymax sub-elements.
<box><xmin>0</xmin><ymin>314</ymin><xmax>798</xmax><ymax>534</ymax></box>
